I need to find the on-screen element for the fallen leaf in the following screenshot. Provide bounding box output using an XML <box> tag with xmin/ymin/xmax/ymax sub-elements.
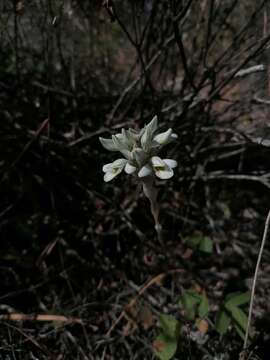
<box><xmin>182</xmin><ymin>248</ymin><xmax>193</xmax><ymax>259</ymax></box>
<box><xmin>153</xmin><ymin>339</ymin><xmax>166</xmax><ymax>353</ymax></box>
<box><xmin>122</xmin><ymin>319</ymin><xmax>137</xmax><ymax>336</ymax></box>
<box><xmin>139</xmin><ymin>305</ymin><xmax>155</xmax><ymax>330</ymax></box>
<box><xmin>196</xmin><ymin>318</ymin><xmax>209</xmax><ymax>334</ymax></box>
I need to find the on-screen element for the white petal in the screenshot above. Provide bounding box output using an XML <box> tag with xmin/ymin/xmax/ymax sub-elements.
<box><xmin>163</xmin><ymin>159</ymin><xmax>177</xmax><ymax>168</ymax></box>
<box><xmin>102</xmin><ymin>163</ymin><xmax>113</xmax><ymax>172</ymax></box>
<box><xmin>153</xmin><ymin>128</ymin><xmax>172</xmax><ymax>144</ymax></box>
<box><xmin>155</xmin><ymin>168</ymin><xmax>174</xmax><ymax>179</ymax></box>
<box><xmin>138</xmin><ymin>164</ymin><xmax>152</xmax><ymax>178</ymax></box>
<box><xmin>104</xmin><ymin>170</ymin><xmax>120</xmax><ymax>182</ymax></box>
<box><xmin>151</xmin><ymin>156</ymin><xmax>164</xmax><ymax>167</ymax></box>
<box><xmin>151</xmin><ymin>156</ymin><xmax>175</xmax><ymax>179</ymax></box>
<box><xmin>125</xmin><ymin>162</ymin><xmax>137</xmax><ymax>174</ymax></box>
<box><xmin>171</xmin><ymin>133</ymin><xmax>178</xmax><ymax>139</ymax></box>
<box><xmin>103</xmin><ymin>158</ymin><xmax>127</xmax><ymax>181</ymax></box>
<box><xmin>112</xmin><ymin>158</ymin><xmax>128</xmax><ymax>167</ymax></box>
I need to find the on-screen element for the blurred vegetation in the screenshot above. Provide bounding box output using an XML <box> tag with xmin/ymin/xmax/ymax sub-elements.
<box><xmin>1</xmin><ymin>0</ymin><xmax>270</xmax><ymax>359</ymax></box>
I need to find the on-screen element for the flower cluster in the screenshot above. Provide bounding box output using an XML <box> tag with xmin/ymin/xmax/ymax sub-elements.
<box><xmin>99</xmin><ymin>116</ymin><xmax>178</xmax><ymax>182</ymax></box>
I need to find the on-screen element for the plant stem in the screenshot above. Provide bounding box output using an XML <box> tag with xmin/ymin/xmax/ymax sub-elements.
<box><xmin>242</xmin><ymin>209</ymin><xmax>270</xmax><ymax>354</ymax></box>
<box><xmin>142</xmin><ymin>177</ymin><xmax>163</xmax><ymax>243</ymax></box>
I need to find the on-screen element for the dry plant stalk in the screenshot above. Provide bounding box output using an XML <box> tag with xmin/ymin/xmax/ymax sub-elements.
<box><xmin>0</xmin><ymin>313</ymin><xmax>82</xmax><ymax>324</ymax></box>
<box><xmin>240</xmin><ymin>209</ymin><xmax>270</xmax><ymax>359</ymax></box>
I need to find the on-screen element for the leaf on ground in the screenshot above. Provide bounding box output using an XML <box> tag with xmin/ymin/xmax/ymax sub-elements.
<box><xmin>186</xmin><ymin>234</ymin><xmax>202</xmax><ymax>248</ymax></box>
<box><xmin>198</xmin><ymin>236</ymin><xmax>213</xmax><ymax>253</ymax></box>
<box><xmin>196</xmin><ymin>318</ymin><xmax>209</xmax><ymax>334</ymax></box>
<box><xmin>139</xmin><ymin>305</ymin><xmax>155</xmax><ymax>330</ymax></box>
<box><xmin>198</xmin><ymin>293</ymin><xmax>210</xmax><ymax>318</ymax></box>
<box><xmin>179</xmin><ymin>290</ymin><xmax>209</xmax><ymax>320</ymax></box>
<box><xmin>159</xmin><ymin>314</ymin><xmax>181</xmax><ymax>339</ymax></box>
<box><xmin>153</xmin><ymin>334</ymin><xmax>178</xmax><ymax>360</ymax></box>
<box><xmin>216</xmin><ymin>310</ymin><xmax>231</xmax><ymax>336</ymax></box>
<box><xmin>234</xmin><ymin>322</ymin><xmax>246</xmax><ymax>340</ymax></box>
<box><xmin>225</xmin><ymin>292</ymin><xmax>250</xmax><ymax>308</ymax></box>
<box><xmin>228</xmin><ymin>306</ymin><xmax>248</xmax><ymax>333</ymax></box>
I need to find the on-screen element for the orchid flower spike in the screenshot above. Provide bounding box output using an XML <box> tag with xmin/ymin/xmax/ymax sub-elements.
<box><xmin>99</xmin><ymin>115</ymin><xmax>178</xmax><ymax>182</ymax></box>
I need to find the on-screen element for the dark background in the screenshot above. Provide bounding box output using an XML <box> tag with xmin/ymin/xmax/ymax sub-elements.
<box><xmin>0</xmin><ymin>1</ymin><xmax>270</xmax><ymax>359</ymax></box>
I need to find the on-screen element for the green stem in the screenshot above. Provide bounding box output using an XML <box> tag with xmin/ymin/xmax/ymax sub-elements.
<box><xmin>142</xmin><ymin>177</ymin><xmax>163</xmax><ymax>243</ymax></box>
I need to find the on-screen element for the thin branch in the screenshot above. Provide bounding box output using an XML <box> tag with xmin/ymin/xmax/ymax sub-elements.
<box><xmin>199</xmin><ymin>172</ymin><xmax>270</xmax><ymax>190</ymax></box>
<box><xmin>108</xmin><ymin>34</ymin><xmax>175</xmax><ymax>120</ymax></box>
<box><xmin>171</xmin><ymin>3</ymin><xmax>197</xmax><ymax>91</ymax></box>
<box><xmin>0</xmin><ymin>313</ymin><xmax>82</xmax><ymax>323</ymax></box>
<box><xmin>241</xmin><ymin>209</ymin><xmax>270</xmax><ymax>358</ymax></box>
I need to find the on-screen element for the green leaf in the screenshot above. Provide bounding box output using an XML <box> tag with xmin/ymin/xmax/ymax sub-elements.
<box><xmin>198</xmin><ymin>293</ymin><xmax>210</xmax><ymax>318</ymax></box>
<box><xmin>215</xmin><ymin>310</ymin><xmax>231</xmax><ymax>336</ymax></box>
<box><xmin>217</xmin><ymin>201</ymin><xmax>231</xmax><ymax>219</ymax></box>
<box><xmin>159</xmin><ymin>314</ymin><xmax>181</xmax><ymax>339</ymax></box>
<box><xmin>225</xmin><ymin>292</ymin><xmax>250</xmax><ymax>308</ymax></box>
<box><xmin>186</xmin><ymin>235</ymin><xmax>202</xmax><ymax>249</ymax></box>
<box><xmin>228</xmin><ymin>306</ymin><xmax>248</xmax><ymax>333</ymax></box>
<box><xmin>198</xmin><ymin>236</ymin><xmax>213</xmax><ymax>253</ymax></box>
<box><xmin>154</xmin><ymin>334</ymin><xmax>178</xmax><ymax>360</ymax></box>
<box><xmin>234</xmin><ymin>322</ymin><xmax>246</xmax><ymax>341</ymax></box>
<box><xmin>179</xmin><ymin>290</ymin><xmax>201</xmax><ymax>320</ymax></box>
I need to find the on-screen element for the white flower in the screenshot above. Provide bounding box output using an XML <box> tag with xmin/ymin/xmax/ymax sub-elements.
<box><xmin>138</xmin><ymin>157</ymin><xmax>177</xmax><ymax>179</ymax></box>
<box><xmin>99</xmin><ymin>115</ymin><xmax>178</xmax><ymax>182</ymax></box>
<box><xmin>151</xmin><ymin>156</ymin><xmax>177</xmax><ymax>179</ymax></box>
<box><xmin>154</xmin><ymin>128</ymin><xmax>178</xmax><ymax>145</ymax></box>
<box><xmin>102</xmin><ymin>158</ymin><xmax>128</xmax><ymax>182</ymax></box>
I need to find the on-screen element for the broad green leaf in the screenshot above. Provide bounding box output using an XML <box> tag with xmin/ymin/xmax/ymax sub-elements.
<box><xmin>186</xmin><ymin>235</ymin><xmax>202</xmax><ymax>249</ymax></box>
<box><xmin>228</xmin><ymin>306</ymin><xmax>248</xmax><ymax>333</ymax></box>
<box><xmin>199</xmin><ymin>236</ymin><xmax>213</xmax><ymax>253</ymax></box>
<box><xmin>198</xmin><ymin>293</ymin><xmax>210</xmax><ymax>318</ymax></box>
<box><xmin>215</xmin><ymin>310</ymin><xmax>231</xmax><ymax>336</ymax></box>
<box><xmin>153</xmin><ymin>334</ymin><xmax>177</xmax><ymax>360</ymax></box>
<box><xmin>159</xmin><ymin>314</ymin><xmax>181</xmax><ymax>339</ymax></box>
<box><xmin>179</xmin><ymin>290</ymin><xmax>201</xmax><ymax>320</ymax></box>
<box><xmin>234</xmin><ymin>323</ymin><xmax>246</xmax><ymax>341</ymax></box>
<box><xmin>225</xmin><ymin>292</ymin><xmax>250</xmax><ymax>308</ymax></box>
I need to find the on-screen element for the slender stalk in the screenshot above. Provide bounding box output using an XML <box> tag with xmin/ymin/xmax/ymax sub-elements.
<box><xmin>243</xmin><ymin>209</ymin><xmax>270</xmax><ymax>354</ymax></box>
<box><xmin>142</xmin><ymin>177</ymin><xmax>163</xmax><ymax>243</ymax></box>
